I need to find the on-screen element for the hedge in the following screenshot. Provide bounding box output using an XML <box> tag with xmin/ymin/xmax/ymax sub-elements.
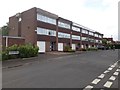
<box><xmin>87</xmin><ymin>47</ymin><xmax>98</xmax><ymax>51</ymax></box>
<box><xmin>64</xmin><ymin>46</ymin><xmax>75</xmax><ymax>52</ymax></box>
<box><xmin>2</xmin><ymin>44</ymin><xmax>39</xmax><ymax>60</ymax></box>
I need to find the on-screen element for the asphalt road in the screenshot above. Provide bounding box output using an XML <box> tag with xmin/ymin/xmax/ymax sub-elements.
<box><xmin>2</xmin><ymin>50</ymin><xmax>119</xmax><ymax>88</ymax></box>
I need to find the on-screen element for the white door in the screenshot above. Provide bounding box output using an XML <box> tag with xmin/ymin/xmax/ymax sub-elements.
<box><xmin>37</xmin><ymin>41</ymin><xmax>45</xmax><ymax>53</ymax></box>
<box><xmin>72</xmin><ymin>44</ymin><xmax>76</xmax><ymax>50</ymax></box>
<box><xmin>58</xmin><ymin>43</ymin><xmax>63</xmax><ymax>51</ymax></box>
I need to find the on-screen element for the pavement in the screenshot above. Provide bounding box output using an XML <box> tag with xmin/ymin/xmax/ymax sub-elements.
<box><xmin>2</xmin><ymin>50</ymin><xmax>120</xmax><ymax>89</ymax></box>
<box><xmin>2</xmin><ymin>51</ymin><xmax>83</xmax><ymax>69</ymax></box>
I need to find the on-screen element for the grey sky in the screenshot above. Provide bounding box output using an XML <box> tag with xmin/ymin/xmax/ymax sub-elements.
<box><xmin>0</xmin><ymin>0</ymin><xmax>119</xmax><ymax>40</ymax></box>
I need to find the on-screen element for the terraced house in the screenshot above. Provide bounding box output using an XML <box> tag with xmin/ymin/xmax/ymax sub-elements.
<box><xmin>4</xmin><ymin>7</ymin><xmax>103</xmax><ymax>52</ymax></box>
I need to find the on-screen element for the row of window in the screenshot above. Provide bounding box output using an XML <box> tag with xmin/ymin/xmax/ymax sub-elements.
<box><xmin>36</xmin><ymin>27</ymin><xmax>103</xmax><ymax>42</ymax></box>
<box><xmin>58</xmin><ymin>21</ymin><xmax>70</xmax><ymax>29</ymax></box>
<box><xmin>82</xmin><ymin>29</ymin><xmax>88</xmax><ymax>34</ymax></box>
<box><xmin>89</xmin><ymin>38</ymin><xmax>94</xmax><ymax>42</ymax></box>
<box><xmin>72</xmin><ymin>35</ymin><xmax>80</xmax><ymax>40</ymax></box>
<box><xmin>72</xmin><ymin>26</ymin><xmax>80</xmax><ymax>32</ymax></box>
<box><xmin>82</xmin><ymin>37</ymin><xmax>88</xmax><ymax>41</ymax></box>
<box><xmin>89</xmin><ymin>32</ymin><xmax>94</xmax><ymax>36</ymax></box>
<box><xmin>37</xmin><ymin>14</ymin><xmax>102</xmax><ymax>38</ymax></box>
<box><xmin>37</xmin><ymin>27</ymin><xmax>56</xmax><ymax>36</ymax></box>
<box><xmin>37</xmin><ymin>14</ymin><xmax>56</xmax><ymax>25</ymax></box>
<box><xmin>95</xmin><ymin>40</ymin><xmax>102</xmax><ymax>43</ymax></box>
<box><xmin>58</xmin><ymin>32</ymin><xmax>70</xmax><ymax>39</ymax></box>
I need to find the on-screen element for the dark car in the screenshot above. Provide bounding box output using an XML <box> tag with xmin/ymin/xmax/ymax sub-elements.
<box><xmin>97</xmin><ymin>46</ymin><xmax>105</xmax><ymax>50</ymax></box>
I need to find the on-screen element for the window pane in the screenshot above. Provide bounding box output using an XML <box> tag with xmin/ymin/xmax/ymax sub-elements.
<box><xmin>72</xmin><ymin>35</ymin><xmax>80</xmax><ymax>40</ymax></box>
<box><xmin>37</xmin><ymin>27</ymin><xmax>56</xmax><ymax>36</ymax></box>
<box><xmin>58</xmin><ymin>32</ymin><xmax>70</xmax><ymax>39</ymax></box>
<box><xmin>37</xmin><ymin>14</ymin><xmax>56</xmax><ymax>25</ymax></box>
<box><xmin>72</xmin><ymin>26</ymin><xmax>80</xmax><ymax>32</ymax></box>
<box><xmin>58</xmin><ymin>21</ymin><xmax>70</xmax><ymax>29</ymax></box>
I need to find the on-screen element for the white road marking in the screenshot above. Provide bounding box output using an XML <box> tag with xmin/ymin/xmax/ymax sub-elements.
<box><xmin>116</xmin><ymin>69</ymin><xmax>120</xmax><ymax>72</ymax></box>
<box><xmin>114</xmin><ymin>63</ymin><xmax>117</xmax><ymax>66</ymax></box>
<box><xmin>108</xmin><ymin>67</ymin><xmax>113</xmax><ymax>71</ymax></box>
<box><xmin>98</xmin><ymin>74</ymin><xmax>105</xmax><ymax>79</ymax></box>
<box><xmin>104</xmin><ymin>70</ymin><xmax>110</xmax><ymax>74</ymax></box>
<box><xmin>83</xmin><ymin>61</ymin><xmax>119</xmax><ymax>89</ymax></box>
<box><xmin>84</xmin><ymin>85</ymin><xmax>93</xmax><ymax>90</ymax></box>
<box><xmin>109</xmin><ymin>76</ymin><xmax>116</xmax><ymax>81</ymax></box>
<box><xmin>104</xmin><ymin>81</ymin><xmax>113</xmax><ymax>88</ymax></box>
<box><xmin>111</xmin><ymin>65</ymin><xmax>115</xmax><ymax>68</ymax></box>
<box><xmin>113</xmin><ymin>72</ymin><xmax>119</xmax><ymax>76</ymax></box>
<box><xmin>91</xmin><ymin>79</ymin><xmax>101</xmax><ymax>84</ymax></box>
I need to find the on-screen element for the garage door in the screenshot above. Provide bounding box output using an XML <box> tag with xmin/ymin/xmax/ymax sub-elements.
<box><xmin>58</xmin><ymin>43</ymin><xmax>63</xmax><ymax>51</ymax></box>
<box><xmin>72</xmin><ymin>44</ymin><xmax>76</xmax><ymax>50</ymax></box>
<box><xmin>37</xmin><ymin>41</ymin><xmax>45</xmax><ymax>53</ymax></box>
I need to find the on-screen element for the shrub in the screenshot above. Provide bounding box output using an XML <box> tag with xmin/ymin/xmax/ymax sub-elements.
<box><xmin>6</xmin><ymin>44</ymin><xmax>18</xmax><ymax>51</ymax></box>
<box><xmin>18</xmin><ymin>44</ymin><xmax>39</xmax><ymax>58</ymax></box>
<box><xmin>79</xmin><ymin>48</ymin><xmax>87</xmax><ymax>51</ymax></box>
<box><xmin>64</xmin><ymin>46</ymin><xmax>75</xmax><ymax>52</ymax></box>
<box><xmin>5</xmin><ymin>44</ymin><xmax>19</xmax><ymax>59</ymax></box>
<box><xmin>64</xmin><ymin>46</ymin><xmax>71</xmax><ymax>52</ymax></box>
<box><xmin>2</xmin><ymin>44</ymin><xmax>39</xmax><ymax>60</ymax></box>
<box><xmin>87</xmin><ymin>47</ymin><xmax>98</xmax><ymax>51</ymax></box>
<box><xmin>2</xmin><ymin>51</ymin><xmax>9</xmax><ymax>60</ymax></box>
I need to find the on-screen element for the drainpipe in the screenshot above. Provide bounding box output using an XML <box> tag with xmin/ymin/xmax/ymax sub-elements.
<box><xmin>80</xmin><ymin>28</ymin><xmax>82</xmax><ymax>49</ymax></box>
<box><xmin>70</xmin><ymin>23</ymin><xmax>72</xmax><ymax>48</ymax></box>
<box><xmin>56</xmin><ymin>19</ymin><xmax>58</xmax><ymax>51</ymax></box>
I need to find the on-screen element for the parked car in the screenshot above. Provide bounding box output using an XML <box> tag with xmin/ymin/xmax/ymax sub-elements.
<box><xmin>97</xmin><ymin>46</ymin><xmax>105</xmax><ymax>50</ymax></box>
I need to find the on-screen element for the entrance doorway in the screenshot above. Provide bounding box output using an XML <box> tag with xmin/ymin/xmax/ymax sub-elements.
<box><xmin>50</xmin><ymin>42</ymin><xmax>56</xmax><ymax>51</ymax></box>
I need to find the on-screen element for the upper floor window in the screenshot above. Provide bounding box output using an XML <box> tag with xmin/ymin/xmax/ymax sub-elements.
<box><xmin>95</xmin><ymin>40</ymin><xmax>99</xmax><ymax>43</ymax></box>
<box><xmin>58</xmin><ymin>32</ymin><xmax>70</xmax><ymax>39</ymax></box>
<box><xmin>82</xmin><ymin>29</ymin><xmax>88</xmax><ymax>34</ymax></box>
<box><xmin>89</xmin><ymin>32</ymin><xmax>94</xmax><ymax>36</ymax></box>
<box><xmin>89</xmin><ymin>38</ymin><xmax>94</xmax><ymax>42</ymax></box>
<box><xmin>99</xmin><ymin>40</ymin><xmax>102</xmax><ymax>43</ymax></box>
<box><xmin>37</xmin><ymin>27</ymin><xmax>56</xmax><ymax>36</ymax></box>
<box><xmin>58</xmin><ymin>21</ymin><xmax>70</xmax><ymax>29</ymax></box>
<box><xmin>82</xmin><ymin>37</ymin><xmax>88</xmax><ymax>41</ymax></box>
<box><xmin>37</xmin><ymin>14</ymin><xmax>56</xmax><ymax>25</ymax></box>
<box><xmin>98</xmin><ymin>35</ymin><xmax>102</xmax><ymax>38</ymax></box>
<box><xmin>95</xmin><ymin>34</ymin><xmax>98</xmax><ymax>37</ymax></box>
<box><xmin>72</xmin><ymin>35</ymin><xmax>80</xmax><ymax>40</ymax></box>
<box><xmin>72</xmin><ymin>26</ymin><xmax>80</xmax><ymax>32</ymax></box>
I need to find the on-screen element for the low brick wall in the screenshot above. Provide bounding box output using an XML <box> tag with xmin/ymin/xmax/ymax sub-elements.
<box><xmin>8</xmin><ymin>38</ymin><xmax>25</xmax><ymax>46</ymax></box>
<box><xmin>2</xmin><ymin>36</ymin><xmax>25</xmax><ymax>49</ymax></box>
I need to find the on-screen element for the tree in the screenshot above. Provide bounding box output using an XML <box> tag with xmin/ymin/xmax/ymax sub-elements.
<box><xmin>1</xmin><ymin>23</ymin><xmax>9</xmax><ymax>36</ymax></box>
<box><xmin>102</xmin><ymin>39</ymin><xmax>107</xmax><ymax>45</ymax></box>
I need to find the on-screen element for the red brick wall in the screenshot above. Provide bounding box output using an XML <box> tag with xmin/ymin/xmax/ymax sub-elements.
<box><xmin>21</xmin><ymin>7</ymin><xmax>37</xmax><ymax>45</ymax></box>
<box><xmin>8</xmin><ymin>38</ymin><xmax>25</xmax><ymax>46</ymax></box>
<box><xmin>2</xmin><ymin>37</ymin><xmax>25</xmax><ymax>47</ymax></box>
<box><xmin>9</xmin><ymin>16</ymin><xmax>19</xmax><ymax>36</ymax></box>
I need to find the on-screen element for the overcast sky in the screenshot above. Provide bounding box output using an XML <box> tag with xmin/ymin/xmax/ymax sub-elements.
<box><xmin>0</xmin><ymin>0</ymin><xmax>119</xmax><ymax>40</ymax></box>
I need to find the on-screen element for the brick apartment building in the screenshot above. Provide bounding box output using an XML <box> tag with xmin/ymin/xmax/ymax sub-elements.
<box><xmin>3</xmin><ymin>7</ymin><xmax>103</xmax><ymax>52</ymax></box>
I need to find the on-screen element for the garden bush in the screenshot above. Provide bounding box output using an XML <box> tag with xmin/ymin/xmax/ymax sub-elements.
<box><xmin>87</xmin><ymin>47</ymin><xmax>98</xmax><ymax>51</ymax></box>
<box><xmin>18</xmin><ymin>44</ymin><xmax>39</xmax><ymax>58</ymax></box>
<box><xmin>2</xmin><ymin>51</ymin><xmax>9</xmax><ymax>60</ymax></box>
<box><xmin>64</xmin><ymin>46</ymin><xmax>75</xmax><ymax>52</ymax></box>
<box><xmin>79</xmin><ymin>48</ymin><xmax>87</xmax><ymax>51</ymax></box>
<box><xmin>2</xmin><ymin>44</ymin><xmax>39</xmax><ymax>60</ymax></box>
<box><xmin>6</xmin><ymin>44</ymin><xmax>18</xmax><ymax>51</ymax></box>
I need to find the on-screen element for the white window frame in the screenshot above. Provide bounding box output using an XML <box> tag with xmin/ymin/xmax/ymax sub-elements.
<box><xmin>58</xmin><ymin>32</ymin><xmax>70</xmax><ymax>39</ymax></box>
<box><xmin>37</xmin><ymin>14</ymin><xmax>56</xmax><ymax>25</ymax></box>
<box><xmin>72</xmin><ymin>35</ymin><xmax>80</xmax><ymax>40</ymax></box>
<box><xmin>58</xmin><ymin>21</ymin><xmax>70</xmax><ymax>29</ymax></box>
